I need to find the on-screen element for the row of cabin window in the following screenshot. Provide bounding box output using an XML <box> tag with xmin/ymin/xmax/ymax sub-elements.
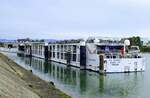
<box><xmin>49</xmin><ymin>45</ymin><xmax>77</xmax><ymax>53</ymax></box>
<box><xmin>33</xmin><ymin>51</ymin><xmax>43</xmax><ymax>56</ymax></box>
<box><xmin>32</xmin><ymin>49</ymin><xmax>43</xmax><ymax>56</ymax></box>
<box><xmin>31</xmin><ymin>45</ymin><xmax>44</xmax><ymax>55</ymax></box>
<box><xmin>52</xmin><ymin>52</ymin><xmax>78</xmax><ymax>62</ymax></box>
<box><xmin>96</xmin><ymin>46</ymin><xmax>124</xmax><ymax>54</ymax></box>
<box><xmin>32</xmin><ymin>45</ymin><xmax>43</xmax><ymax>50</ymax></box>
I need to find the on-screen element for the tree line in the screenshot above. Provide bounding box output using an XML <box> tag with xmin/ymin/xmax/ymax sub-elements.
<box><xmin>128</xmin><ymin>36</ymin><xmax>150</xmax><ymax>52</ymax></box>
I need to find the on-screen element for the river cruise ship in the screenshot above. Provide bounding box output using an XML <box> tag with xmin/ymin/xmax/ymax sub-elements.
<box><xmin>18</xmin><ymin>37</ymin><xmax>145</xmax><ymax>73</ymax></box>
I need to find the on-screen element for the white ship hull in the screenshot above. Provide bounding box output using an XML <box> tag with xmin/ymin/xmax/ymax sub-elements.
<box><xmin>86</xmin><ymin>57</ymin><xmax>145</xmax><ymax>73</ymax></box>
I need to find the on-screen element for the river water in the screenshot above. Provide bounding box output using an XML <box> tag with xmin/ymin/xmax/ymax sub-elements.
<box><xmin>3</xmin><ymin>52</ymin><xmax>150</xmax><ymax>98</ymax></box>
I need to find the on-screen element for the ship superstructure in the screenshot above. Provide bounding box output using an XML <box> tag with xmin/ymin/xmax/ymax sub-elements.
<box><xmin>17</xmin><ymin>37</ymin><xmax>145</xmax><ymax>73</ymax></box>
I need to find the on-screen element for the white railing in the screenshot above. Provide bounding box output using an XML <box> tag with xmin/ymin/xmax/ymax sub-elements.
<box><xmin>98</xmin><ymin>51</ymin><xmax>142</xmax><ymax>59</ymax></box>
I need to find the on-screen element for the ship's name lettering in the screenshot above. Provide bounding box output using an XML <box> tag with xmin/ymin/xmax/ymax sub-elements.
<box><xmin>109</xmin><ymin>59</ymin><xmax>120</xmax><ymax>66</ymax></box>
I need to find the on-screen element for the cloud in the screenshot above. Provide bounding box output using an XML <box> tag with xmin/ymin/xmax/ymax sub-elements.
<box><xmin>0</xmin><ymin>0</ymin><xmax>150</xmax><ymax>39</ymax></box>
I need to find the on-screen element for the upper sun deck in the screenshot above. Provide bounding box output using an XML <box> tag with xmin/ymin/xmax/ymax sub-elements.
<box><xmin>48</xmin><ymin>39</ymin><xmax>84</xmax><ymax>45</ymax></box>
<box><xmin>20</xmin><ymin>37</ymin><xmax>127</xmax><ymax>47</ymax></box>
<box><xmin>86</xmin><ymin>37</ymin><xmax>124</xmax><ymax>46</ymax></box>
<box><xmin>48</xmin><ymin>37</ymin><xmax>125</xmax><ymax>45</ymax></box>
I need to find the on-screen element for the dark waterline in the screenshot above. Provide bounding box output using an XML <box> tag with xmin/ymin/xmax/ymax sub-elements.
<box><xmin>3</xmin><ymin>52</ymin><xmax>150</xmax><ymax>98</ymax></box>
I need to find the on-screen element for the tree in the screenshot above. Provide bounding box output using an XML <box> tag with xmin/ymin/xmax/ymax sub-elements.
<box><xmin>128</xmin><ymin>36</ymin><xmax>141</xmax><ymax>46</ymax></box>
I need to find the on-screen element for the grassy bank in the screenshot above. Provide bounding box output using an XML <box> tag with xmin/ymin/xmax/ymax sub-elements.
<box><xmin>0</xmin><ymin>53</ymin><xmax>71</xmax><ymax>98</ymax></box>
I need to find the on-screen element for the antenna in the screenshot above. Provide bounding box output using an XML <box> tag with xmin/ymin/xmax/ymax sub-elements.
<box><xmin>124</xmin><ymin>39</ymin><xmax>130</xmax><ymax>46</ymax></box>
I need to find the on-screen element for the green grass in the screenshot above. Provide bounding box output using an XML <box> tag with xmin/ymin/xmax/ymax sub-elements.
<box><xmin>60</xmin><ymin>92</ymin><xmax>71</xmax><ymax>98</ymax></box>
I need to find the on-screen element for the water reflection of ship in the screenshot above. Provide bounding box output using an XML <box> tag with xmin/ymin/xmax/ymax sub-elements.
<box><xmin>25</xmin><ymin>57</ymin><xmax>32</xmax><ymax>66</ymax></box>
<box><xmin>24</xmin><ymin>57</ymin><xmax>143</xmax><ymax>98</ymax></box>
<box><xmin>98</xmin><ymin>73</ymin><xmax>143</xmax><ymax>97</ymax></box>
<box><xmin>25</xmin><ymin>57</ymin><xmax>79</xmax><ymax>85</ymax></box>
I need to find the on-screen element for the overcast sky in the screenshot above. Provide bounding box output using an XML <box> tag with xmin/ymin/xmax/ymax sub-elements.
<box><xmin>0</xmin><ymin>0</ymin><xmax>150</xmax><ymax>39</ymax></box>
